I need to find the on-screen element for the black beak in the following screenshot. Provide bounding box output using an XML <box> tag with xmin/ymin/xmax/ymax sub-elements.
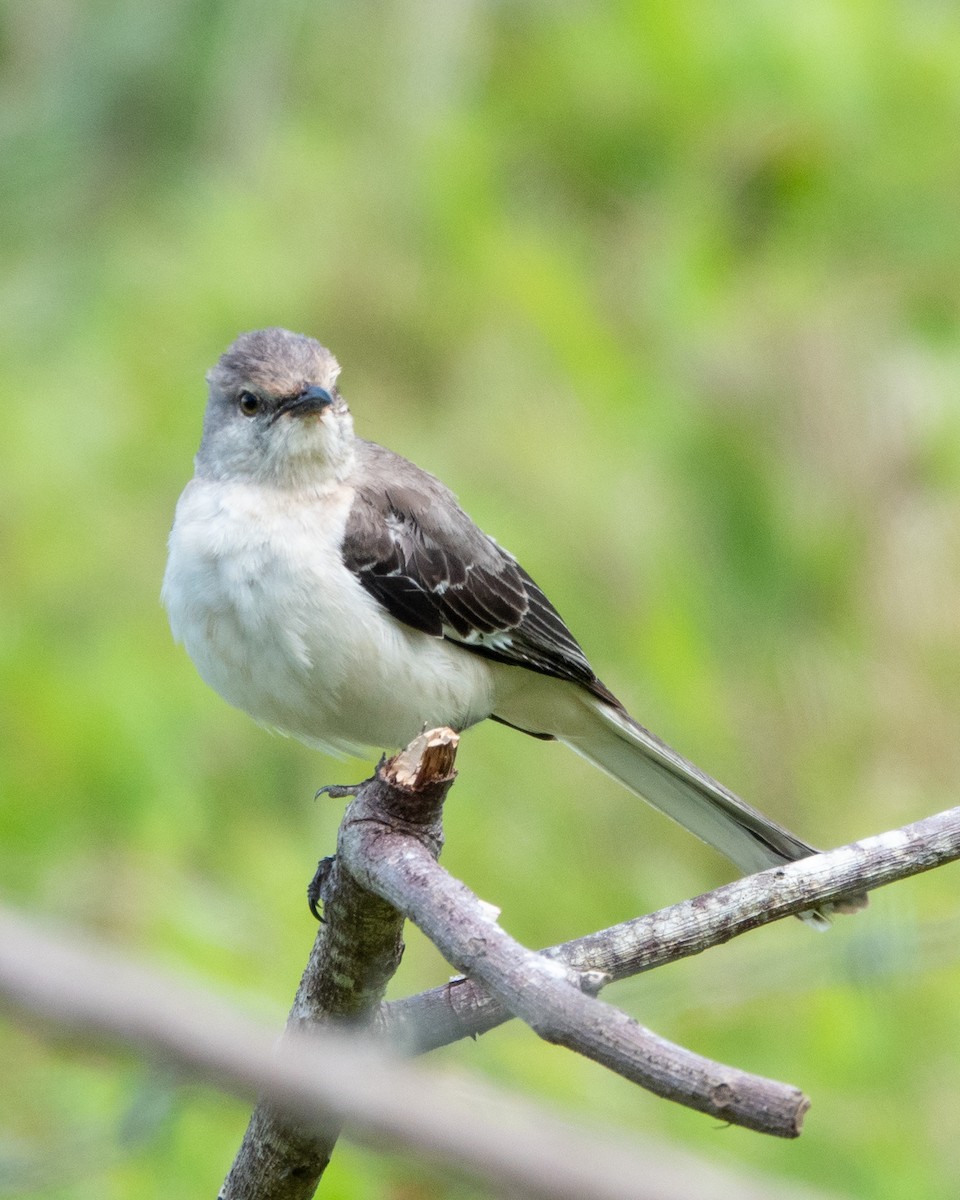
<box><xmin>273</xmin><ymin>385</ymin><xmax>335</xmax><ymax>421</ymax></box>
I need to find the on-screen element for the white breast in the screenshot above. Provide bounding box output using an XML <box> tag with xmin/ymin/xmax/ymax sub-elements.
<box><xmin>162</xmin><ymin>477</ymin><xmax>496</xmax><ymax>757</ymax></box>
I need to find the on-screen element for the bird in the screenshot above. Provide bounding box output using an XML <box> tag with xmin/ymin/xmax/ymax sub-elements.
<box><xmin>162</xmin><ymin>327</ymin><xmax>860</xmax><ymax>920</ymax></box>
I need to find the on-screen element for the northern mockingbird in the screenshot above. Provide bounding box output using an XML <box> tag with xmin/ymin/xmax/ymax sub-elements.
<box><xmin>163</xmin><ymin>328</ymin><xmax>854</xmax><ymax>916</ymax></box>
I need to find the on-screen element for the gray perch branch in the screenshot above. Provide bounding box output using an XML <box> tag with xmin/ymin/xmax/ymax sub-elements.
<box><xmin>224</xmin><ymin>726</ymin><xmax>808</xmax><ymax>1199</ymax></box>
<box><xmin>379</xmin><ymin>805</ymin><xmax>960</xmax><ymax>1055</ymax></box>
<box><xmin>336</xmin><ymin>735</ymin><xmax>809</xmax><ymax>1139</ymax></box>
<box><xmin>221</xmin><ymin>729</ymin><xmax>459</xmax><ymax>1199</ymax></box>
<box><xmin>3</xmin><ymin>734</ymin><xmax>954</xmax><ymax>1200</ymax></box>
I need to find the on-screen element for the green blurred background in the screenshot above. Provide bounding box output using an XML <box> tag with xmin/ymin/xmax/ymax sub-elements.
<box><xmin>3</xmin><ymin>1</ymin><xmax>960</xmax><ymax>1196</ymax></box>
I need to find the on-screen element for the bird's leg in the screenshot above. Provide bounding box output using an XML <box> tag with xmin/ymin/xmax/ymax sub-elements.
<box><xmin>309</xmin><ymin>759</ymin><xmax>389</xmax><ymax>918</ymax></box>
<box><xmin>314</xmin><ymin>755</ymin><xmax>386</xmax><ymax>801</ymax></box>
<box><xmin>314</xmin><ymin>783</ymin><xmax>362</xmax><ymax>800</ymax></box>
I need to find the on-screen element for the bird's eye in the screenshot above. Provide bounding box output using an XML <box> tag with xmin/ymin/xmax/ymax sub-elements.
<box><xmin>238</xmin><ymin>391</ymin><xmax>261</xmax><ymax>416</ymax></box>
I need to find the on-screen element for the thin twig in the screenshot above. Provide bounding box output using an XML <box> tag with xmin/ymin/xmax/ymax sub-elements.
<box><xmin>379</xmin><ymin>806</ymin><xmax>960</xmax><ymax>1053</ymax></box>
<box><xmin>338</xmin><ymin>744</ymin><xmax>808</xmax><ymax>1138</ymax></box>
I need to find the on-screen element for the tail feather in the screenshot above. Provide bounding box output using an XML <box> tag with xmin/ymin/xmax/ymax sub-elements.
<box><xmin>564</xmin><ymin>700</ymin><xmax>866</xmax><ymax>924</ymax></box>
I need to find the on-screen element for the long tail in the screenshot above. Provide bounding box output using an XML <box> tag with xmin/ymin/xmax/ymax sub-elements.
<box><xmin>563</xmin><ymin>699</ymin><xmax>866</xmax><ymax>923</ymax></box>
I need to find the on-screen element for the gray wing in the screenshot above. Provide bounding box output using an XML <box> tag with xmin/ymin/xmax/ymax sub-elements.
<box><xmin>342</xmin><ymin>441</ymin><xmax>616</xmax><ymax>701</ymax></box>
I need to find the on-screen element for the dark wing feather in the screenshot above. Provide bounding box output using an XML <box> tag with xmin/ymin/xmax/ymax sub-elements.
<box><xmin>342</xmin><ymin>441</ymin><xmax>614</xmax><ymax>700</ymax></box>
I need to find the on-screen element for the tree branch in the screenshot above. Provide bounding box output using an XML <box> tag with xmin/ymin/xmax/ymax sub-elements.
<box><xmin>0</xmin><ymin>905</ymin><xmax>843</xmax><ymax>1200</ymax></box>
<box><xmin>4</xmin><ymin>742</ymin><xmax>955</xmax><ymax>1198</ymax></box>
<box><xmin>220</xmin><ymin>730</ymin><xmax>458</xmax><ymax>1199</ymax></box>
<box><xmin>339</xmin><ymin>764</ymin><xmax>809</xmax><ymax>1137</ymax></box>
<box><xmin>379</xmin><ymin>806</ymin><xmax>960</xmax><ymax>1053</ymax></box>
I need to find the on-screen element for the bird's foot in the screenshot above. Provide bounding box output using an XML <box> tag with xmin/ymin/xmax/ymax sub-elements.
<box><xmin>315</xmin><ymin>782</ymin><xmax>361</xmax><ymax>800</ymax></box>
<box><xmin>307</xmin><ymin>855</ymin><xmax>335</xmax><ymax>921</ymax></box>
<box><xmin>315</xmin><ymin>757</ymin><xmax>385</xmax><ymax>801</ymax></box>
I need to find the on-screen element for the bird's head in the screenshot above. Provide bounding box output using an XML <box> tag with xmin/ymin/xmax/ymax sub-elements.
<box><xmin>196</xmin><ymin>328</ymin><xmax>354</xmax><ymax>485</ymax></box>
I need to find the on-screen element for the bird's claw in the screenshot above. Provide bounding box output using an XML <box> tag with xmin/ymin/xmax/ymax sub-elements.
<box><xmin>315</xmin><ymin>782</ymin><xmax>361</xmax><ymax>800</ymax></box>
<box><xmin>307</xmin><ymin>855</ymin><xmax>335</xmax><ymax>921</ymax></box>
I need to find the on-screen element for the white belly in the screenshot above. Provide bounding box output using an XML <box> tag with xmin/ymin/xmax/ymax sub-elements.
<box><xmin>162</xmin><ymin>478</ymin><xmax>497</xmax><ymax>757</ymax></box>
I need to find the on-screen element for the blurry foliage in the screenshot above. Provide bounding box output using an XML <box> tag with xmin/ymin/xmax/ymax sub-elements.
<box><xmin>3</xmin><ymin>1</ymin><xmax>960</xmax><ymax>1197</ymax></box>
